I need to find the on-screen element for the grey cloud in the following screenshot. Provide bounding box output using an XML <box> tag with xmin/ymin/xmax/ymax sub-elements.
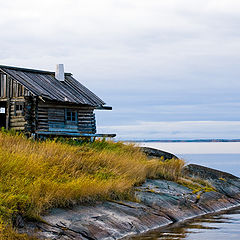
<box><xmin>98</xmin><ymin>121</ymin><xmax>240</xmax><ymax>140</ymax></box>
<box><xmin>0</xmin><ymin>0</ymin><xmax>240</xmax><ymax>139</ymax></box>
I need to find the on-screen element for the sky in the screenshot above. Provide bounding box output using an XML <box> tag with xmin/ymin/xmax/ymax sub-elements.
<box><xmin>0</xmin><ymin>0</ymin><xmax>240</xmax><ymax>140</ymax></box>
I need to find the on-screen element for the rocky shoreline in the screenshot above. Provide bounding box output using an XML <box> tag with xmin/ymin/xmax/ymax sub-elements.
<box><xmin>20</xmin><ymin>148</ymin><xmax>240</xmax><ymax>240</ymax></box>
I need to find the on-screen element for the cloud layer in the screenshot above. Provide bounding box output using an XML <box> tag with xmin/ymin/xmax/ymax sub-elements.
<box><xmin>98</xmin><ymin>121</ymin><xmax>240</xmax><ymax>140</ymax></box>
<box><xmin>0</xmin><ymin>0</ymin><xmax>240</xmax><ymax>139</ymax></box>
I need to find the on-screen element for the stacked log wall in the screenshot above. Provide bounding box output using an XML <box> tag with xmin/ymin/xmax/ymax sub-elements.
<box><xmin>37</xmin><ymin>102</ymin><xmax>96</xmax><ymax>134</ymax></box>
<box><xmin>78</xmin><ymin>108</ymin><xmax>96</xmax><ymax>134</ymax></box>
<box><xmin>9</xmin><ymin>99</ymin><xmax>26</xmax><ymax>131</ymax></box>
<box><xmin>1</xmin><ymin>73</ymin><xmax>31</xmax><ymax>131</ymax></box>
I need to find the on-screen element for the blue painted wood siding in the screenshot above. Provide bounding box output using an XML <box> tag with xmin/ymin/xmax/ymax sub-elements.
<box><xmin>37</xmin><ymin>104</ymin><xmax>96</xmax><ymax>134</ymax></box>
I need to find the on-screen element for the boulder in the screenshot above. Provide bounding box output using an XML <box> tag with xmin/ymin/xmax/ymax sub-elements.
<box><xmin>139</xmin><ymin>147</ymin><xmax>178</xmax><ymax>160</ymax></box>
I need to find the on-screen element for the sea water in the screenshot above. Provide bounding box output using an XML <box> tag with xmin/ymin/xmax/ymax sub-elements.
<box><xmin>139</xmin><ymin>142</ymin><xmax>240</xmax><ymax>177</ymax></box>
<box><xmin>129</xmin><ymin>207</ymin><xmax>240</xmax><ymax>240</ymax></box>
<box><xmin>130</xmin><ymin>142</ymin><xmax>240</xmax><ymax>240</ymax></box>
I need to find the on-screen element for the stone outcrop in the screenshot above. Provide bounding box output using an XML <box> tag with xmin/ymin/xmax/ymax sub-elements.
<box><xmin>139</xmin><ymin>147</ymin><xmax>178</xmax><ymax>160</ymax></box>
<box><xmin>20</xmin><ymin>159</ymin><xmax>240</xmax><ymax>240</ymax></box>
<box><xmin>184</xmin><ymin>164</ymin><xmax>240</xmax><ymax>200</ymax></box>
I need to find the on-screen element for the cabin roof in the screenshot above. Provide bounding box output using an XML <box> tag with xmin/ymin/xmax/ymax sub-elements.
<box><xmin>0</xmin><ymin>65</ymin><xmax>105</xmax><ymax>107</ymax></box>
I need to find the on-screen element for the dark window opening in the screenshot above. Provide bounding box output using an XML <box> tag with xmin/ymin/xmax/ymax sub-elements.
<box><xmin>15</xmin><ymin>102</ymin><xmax>24</xmax><ymax>116</ymax></box>
<box><xmin>16</xmin><ymin>104</ymin><xmax>23</xmax><ymax>111</ymax></box>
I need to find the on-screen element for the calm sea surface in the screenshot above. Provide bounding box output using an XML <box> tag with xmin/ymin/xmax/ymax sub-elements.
<box><xmin>133</xmin><ymin>142</ymin><xmax>240</xmax><ymax>240</ymax></box>
<box><xmin>129</xmin><ymin>207</ymin><xmax>240</xmax><ymax>240</ymax></box>
<box><xmin>139</xmin><ymin>142</ymin><xmax>240</xmax><ymax>177</ymax></box>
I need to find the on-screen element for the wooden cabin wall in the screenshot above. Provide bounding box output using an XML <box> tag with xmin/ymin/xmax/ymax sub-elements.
<box><xmin>0</xmin><ymin>73</ymin><xmax>30</xmax><ymax>99</ymax></box>
<box><xmin>37</xmin><ymin>102</ymin><xmax>96</xmax><ymax>134</ymax></box>
<box><xmin>8</xmin><ymin>96</ymin><xmax>36</xmax><ymax>132</ymax></box>
<box><xmin>9</xmin><ymin>99</ymin><xmax>26</xmax><ymax>131</ymax></box>
<box><xmin>78</xmin><ymin>108</ymin><xmax>96</xmax><ymax>134</ymax></box>
<box><xmin>37</xmin><ymin>104</ymin><xmax>49</xmax><ymax>132</ymax></box>
<box><xmin>0</xmin><ymin>72</ymin><xmax>31</xmax><ymax>131</ymax></box>
<box><xmin>1</xmin><ymin>72</ymin><xmax>98</xmax><ymax>135</ymax></box>
<box><xmin>24</xmin><ymin>96</ymin><xmax>36</xmax><ymax>133</ymax></box>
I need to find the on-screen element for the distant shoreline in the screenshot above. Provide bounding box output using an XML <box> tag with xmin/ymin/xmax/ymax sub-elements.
<box><xmin>126</xmin><ymin>139</ymin><xmax>240</xmax><ymax>143</ymax></box>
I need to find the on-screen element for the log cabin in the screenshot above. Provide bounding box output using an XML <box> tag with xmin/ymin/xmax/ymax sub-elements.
<box><xmin>0</xmin><ymin>64</ymin><xmax>116</xmax><ymax>139</ymax></box>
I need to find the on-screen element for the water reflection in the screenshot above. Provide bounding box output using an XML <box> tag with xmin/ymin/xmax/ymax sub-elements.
<box><xmin>128</xmin><ymin>207</ymin><xmax>240</xmax><ymax>240</ymax></box>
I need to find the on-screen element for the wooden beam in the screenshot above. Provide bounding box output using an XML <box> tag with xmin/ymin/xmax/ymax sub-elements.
<box><xmin>35</xmin><ymin>131</ymin><xmax>116</xmax><ymax>138</ymax></box>
<box><xmin>96</xmin><ymin>106</ymin><xmax>112</xmax><ymax>110</ymax></box>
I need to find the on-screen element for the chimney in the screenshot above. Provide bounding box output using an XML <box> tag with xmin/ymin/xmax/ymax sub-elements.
<box><xmin>55</xmin><ymin>64</ymin><xmax>65</xmax><ymax>81</ymax></box>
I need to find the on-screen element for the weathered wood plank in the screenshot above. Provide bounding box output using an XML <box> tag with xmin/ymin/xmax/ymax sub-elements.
<box><xmin>49</xmin><ymin>124</ymin><xmax>78</xmax><ymax>129</ymax></box>
<box><xmin>38</xmin><ymin>126</ymin><xmax>49</xmax><ymax>130</ymax></box>
<box><xmin>79</xmin><ymin>125</ymin><xmax>95</xmax><ymax>129</ymax></box>
<box><xmin>48</xmin><ymin>112</ymin><xmax>64</xmax><ymax>116</ymax></box>
<box><xmin>78</xmin><ymin>115</ymin><xmax>94</xmax><ymax>119</ymax></box>
<box><xmin>38</xmin><ymin>125</ymin><xmax>49</xmax><ymax>128</ymax></box>
<box><xmin>48</xmin><ymin>118</ymin><xmax>64</xmax><ymax>122</ymax></box>
<box><xmin>78</xmin><ymin>120</ymin><xmax>95</xmax><ymax>123</ymax></box>
<box><xmin>48</xmin><ymin>109</ymin><xmax>65</xmax><ymax>113</ymax></box>
<box><xmin>38</xmin><ymin>102</ymin><xmax>95</xmax><ymax>110</ymax></box>
<box><xmin>78</xmin><ymin>117</ymin><xmax>94</xmax><ymax>120</ymax></box>
<box><xmin>38</xmin><ymin>121</ymin><xmax>49</xmax><ymax>125</ymax></box>
<box><xmin>10</xmin><ymin>117</ymin><xmax>25</xmax><ymax>123</ymax></box>
<box><xmin>38</xmin><ymin>115</ymin><xmax>48</xmax><ymax>118</ymax></box>
<box><xmin>10</xmin><ymin>121</ymin><xmax>25</xmax><ymax>127</ymax></box>
<box><xmin>78</xmin><ymin>126</ymin><xmax>95</xmax><ymax>129</ymax></box>
<box><xmin>11</xmin><ymin>126</ymin><xmax>25</xmax><ymax>131</ymax></box>
<box><xmin>49</xmin><ymin>128</ymin><xmax>80</xmax><ymax>132</ymax></box>
<box><xmin>38</xmin><ymin>110</ymin><xmax>48</xmax><ymax>113</ymax></box>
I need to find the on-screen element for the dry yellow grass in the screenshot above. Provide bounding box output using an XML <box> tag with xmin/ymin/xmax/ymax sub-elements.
<box><xmin>0</xmin><ymin>131</ymin><xmax>185</xmax><ymax>239</ymax></box>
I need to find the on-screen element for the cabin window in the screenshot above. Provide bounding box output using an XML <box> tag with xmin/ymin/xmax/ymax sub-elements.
<box><xmin>16</xmin><ymin>104</ymin><xmax>23</xmax><ymax>111</ymax></box>
<box><xmin>65</xmin><ymin>109</ymin><xmax>77</xmax><ymax>123</ymax></box>
<box><xmin>14</xmin><ymin>102</ymin><xmax>24</xmax><ymax>116</ymax></box>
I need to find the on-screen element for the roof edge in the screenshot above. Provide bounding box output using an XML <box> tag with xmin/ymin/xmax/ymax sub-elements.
<box><xmin>96</xmin><ymin>105</ymin><xmax>112</xmax><ymax>110</ymax></box>
<box><xmin>0</xmin><ymin>65</ymin><xmax>72</xmax><ymax>76</ymax></box>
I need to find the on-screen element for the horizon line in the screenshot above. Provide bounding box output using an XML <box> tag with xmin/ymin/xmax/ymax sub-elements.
<box><xmin>122</xmin><ymin>139</ymin><xmax>240</xmax><ymax>142</ymax></box>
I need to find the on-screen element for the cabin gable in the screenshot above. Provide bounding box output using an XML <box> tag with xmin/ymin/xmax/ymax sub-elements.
<box><xmin>0</xmin><ymin>71</ymin><xmax>31</xmax><ymax>99</ymax></box>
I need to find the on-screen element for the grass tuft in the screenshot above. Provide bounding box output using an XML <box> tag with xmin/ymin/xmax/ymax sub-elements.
<box><xmin>178</xmin><ymin>177</ymin><xmax>216</xmax><ymax>195</ymax></box>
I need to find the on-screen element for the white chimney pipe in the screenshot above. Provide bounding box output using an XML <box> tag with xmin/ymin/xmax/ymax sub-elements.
<box><xmin>55</xmin><ymin>64</ymin><xmax>65</xmax><ymax>81</ymax></box>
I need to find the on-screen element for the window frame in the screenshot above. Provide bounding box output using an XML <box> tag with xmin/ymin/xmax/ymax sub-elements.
<box><xmin>14</xmin><ymin>102</ymin><xmax>25</xmax><ymax>116</ymax></box>
<box><xmin>65</xmin><ymin>109</ymin><xmax>78</xmax><ymax>124</ymax></box>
